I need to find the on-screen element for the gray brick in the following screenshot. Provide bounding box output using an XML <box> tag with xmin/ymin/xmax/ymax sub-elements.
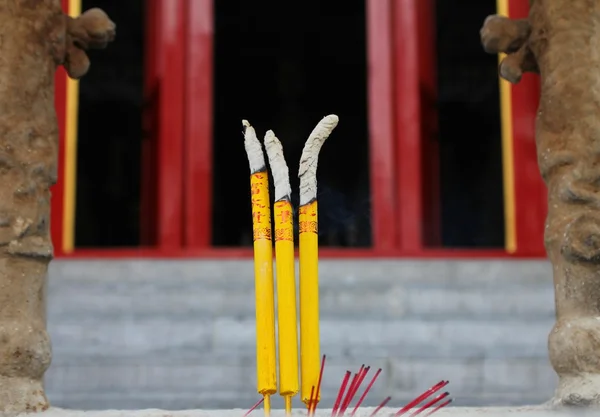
<box><xmin>321</xmin><ymin>320</ymin><xmax>550</xmax><ymax>358</ymax></box>
<box><xmin>153</xmin><ymin>317</ymin><xmax>553</xmax><ymax>359</ymax></box>
<box><xmin>47</xmin><ymin>362</ymin><xmax>256</xmax><ymax>393</ymax></box>
<box><xmin>48</xmin><ymin>285</ymin><xmax>555</xmax><ymax>323</ymax></box>
<box><xmin>482</xmin><ymin>358</ymin><xmax>557</xmax><ymax>394</ymax></box>
<box><xmin>390</xmin><ymin>358</ymin><xmax>484</xmax><ymax>396</ymax></box>
<box><xmin>48</xmin><ymin>390</ymin><xmax>262</xmax><ymax>410</ymax></box>
<box><xmin>212</xmin><ymin>318</ymin><xmax>256</xmax><ymax>350</ymax></box>
<box><xmin>48</xmin><ymin>259</ymin><xmax>553</xmax><ymax>291</ymax></box>
<box><xmin>309</xmin><ymin>357</ymin><xmax>391</xmax><ymax>391</ymax></box>
<box><xmin>49</xmin><ymin>260</ymin><xmax>555</xmax><ymax>323</ymax></box>
<box><xmin>49</xmin><ymin>318</ymin><xmax>214</xmax><ymax>362</ymax></box>
<box><xmin>48</xmin><ymin>290</ymin><xmax>255</xmax><ymax>320</ymax></box>
<box><xmin>403</xmin><ymin>287</ymin><xmax>555</xmax><ymax>319</ymax></box>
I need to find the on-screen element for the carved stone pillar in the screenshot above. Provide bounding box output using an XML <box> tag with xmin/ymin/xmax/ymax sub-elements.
<box><xmin>481</xmin><ymin>0</ymin><xmax>600</xmax><ymax>406</ymax></box>
<box><xmin>0</xmin><ymin>2</ymin><xmax>114</xmax><ymax>413</ymax></box>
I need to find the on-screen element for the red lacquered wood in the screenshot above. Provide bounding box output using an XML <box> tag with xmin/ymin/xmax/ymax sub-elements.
<box><xmin>392</xmin><ymin>0</ymin><xmax>423</xmax><ymax>253</ymax></box>
<box><xmin>366</xmin><ymin>0</ymin><xmax>397</xmax><ymax>251</ymax></box>
<box><xmin>156</xmin><ymin>0</ymin><xmax>187</xmax><ymax>250</ymax></box>
<box><xmin>52</xmin><ymin>67</ymin><xmax>68</xmax><ymax>256</ymax></box>
<box><xmin>509</xmin><ymin>0</ymin><xmax>546</xmax><ymax>256</ymax></box>
<box><xmin>416</xmin><ymin>0</ymin><xmax>440</xmax><ymax>247</ymax></box>
<box><xmin>51</xmin><ymin>0</ymin><xmax>70</xmax><ymax>256</ymax></box>
<box><xmin>60</xmin><ymin>247</ymin><xmax>543</xmax><ymax>260</ymax></box>
<box><xmin>184</xmin><ymin>0</ymin><xmax>213</xmax><ymax>249</ymax></box>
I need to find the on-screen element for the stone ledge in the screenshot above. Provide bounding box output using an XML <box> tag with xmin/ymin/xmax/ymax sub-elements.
<box><xmin>48</xmin><ymin>260</ymin><xmax>555</xmax><ymax>323</ymax></box>
<box><xmin>10</xmin><ymin>406</ymin><xmax>600</xmax><ymax>417</ymax></box>
<box><xmin>48</xmin><ymin>286</ymin><xmax>555</xmax><ymax>320</ymax></box>
<box><xmin>48</xmin><ymin>319</ymin><xmax>552</xmax><ymax>361</ymax></box>
<box><xmin>45</xmin><ymin>357</ymin><xmax>556</xmax><ymax>409</ymax></box>
<box><xmin>48</xmin><ymin>259</ymin><xmax>552</xmax><ymax>288</ymax></box>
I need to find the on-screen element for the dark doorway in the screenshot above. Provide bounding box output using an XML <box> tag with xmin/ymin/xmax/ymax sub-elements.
<box><xmin>74</xmin><ymin>0</ymin><xmax>144</xmax><ymax>247</ymax></box>
<box><xmin>212</xmin><ymin>1</ymin><xmax>371</xmax><ymax>247</ymax></box>
<box><xmin>436</xmin><ymin>0</ymin><xmax>505</xmax><ymax>247</ymax></box>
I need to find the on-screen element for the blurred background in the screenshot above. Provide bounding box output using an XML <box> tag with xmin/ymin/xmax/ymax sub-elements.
<box><xmin>46</xmin><ymin>0</ymin><xmax>555</xmax><ymax>411</ymax></box>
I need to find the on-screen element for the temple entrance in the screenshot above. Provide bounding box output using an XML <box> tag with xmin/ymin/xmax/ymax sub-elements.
<box><xmin>67</xmin><ymin>0</ymin><xmax>513</xmax><ymax>254</ymax></box>
<box><xmin>211</xmin><ymin>0</ymin><xmax>371</xmax><ymax>247</ymax></box>
<box><xmin>436</xmin><ymin>0</ymin><xmax>505</xmax><ymax>248</ymax></box>
<box><xmin>74</xmin><ymin>0</ymin><xmax>144</xmax><ymax>247</ymax></box>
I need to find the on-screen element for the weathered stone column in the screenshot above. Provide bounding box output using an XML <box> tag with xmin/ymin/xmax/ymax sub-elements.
<box><xmin>481</xmin><ymin>0</ymin><xmax>600</xmax><ymax>407</ymax></box>
<box><xmin>0</xmin><ymin>2</ymin><xmax>114</xmax><ymax>413</ymax></box>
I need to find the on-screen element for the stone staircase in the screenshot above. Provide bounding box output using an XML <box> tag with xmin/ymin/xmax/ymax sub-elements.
<box><xmin>45</xmin><ymin>259</ymin><xmax>556</xmax><ymax>410</ymax></box>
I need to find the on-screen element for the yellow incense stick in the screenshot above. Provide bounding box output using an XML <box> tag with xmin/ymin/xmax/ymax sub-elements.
<box><xmin>299</xmin><ymin>199</ymin><xmax>320</xmax><ymax>405</ymax></box>
<box><xmin>265</xmin><ymin>130</ymin><xmax>299</xmax><ymax>415</ymax></box>
<box><xmin>274</xmin><ymin>198</ymin><xmax>298</xmax><ymax>413</ymax></box>
<box><xmin>298</xmin><ymin>115</ymin><xmax>339</xmax><ymax>406</ymax></box>
<box><xmin>243</xmin><ymin>121</ymin><xmax>277</xmax><ymax>415</ymax></box>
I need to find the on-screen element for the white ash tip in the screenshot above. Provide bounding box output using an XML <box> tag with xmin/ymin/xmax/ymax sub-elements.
<box><xmin>310</xmin><ymin>115</ymin><xmax>339</xmax><ymax>141</ymax></box>
<box><xmin>264</xmin><ymin>129</ymin><xmax>291</xmax><ymax>202</ymax></box>
<box><xmin>265</xmin><ymin>130</ymin><xmax>275</xmax><ymax>142</ymax></box>
<box><xmin>243</xmin><ymin>119</ymin><xmax>266</xmax><ymax>173</ymax></box>
<box><xmin>324</xmin><ymin>114</ymin><xmax>339</xmax><ymax>124</ymax></box>
<box><xmin>298</xmin><ymin>114</ymin><xmax>340</xmax><ymax>205</ymax></box>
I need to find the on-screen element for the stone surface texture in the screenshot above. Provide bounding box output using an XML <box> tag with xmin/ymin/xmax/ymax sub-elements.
<box><xmin>46</xmin><ymin>260</ymin><xmax>555</xmax><ymax>410</ymax></box>
<box><xmin>0</xmin><ymin>2</ymin><xmax>114</xmax><ymax>413</ymax></box>
<box><xmin>481</xmin><ymin>0</ymin><xmax>600</xmax><ymax>407</ymax></box>
<box><xmin>6</xmin><ymin>405</ymin><xmax>600</xmax><ymax>417</ymax></box>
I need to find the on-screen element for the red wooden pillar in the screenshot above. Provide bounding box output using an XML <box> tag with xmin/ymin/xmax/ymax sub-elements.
<box><xmin>367</xmin><ymin>0</ymin><xmax>397</xmax><ymax>252</ymax></box>
<box><xmin>52</xmin><ymin>70</ymin><xmax>67</xmax><ymax>255</ymax></box>
<box><xmin>51</xmin><ymin>0</ymin><xmax>70</xmax><ymax>256</ymax></box>
<box><xmin>184</xmin><ymin>0</ymin><xmax>213</xmax><ymax>249</ymax></box>
<box><xmin>507</xmin><ymin>0</ymin><xmax>546</xmax><ymax>255</ymax></box>
<box><xmin>391</xmin><ymin>0</ymin><xmax>439</xmax><ymax>253</ymax></box>
<box><xmin>154</xmin><ymin>0</ymin><xmax>187</xmax><ymax>250</ymax></box>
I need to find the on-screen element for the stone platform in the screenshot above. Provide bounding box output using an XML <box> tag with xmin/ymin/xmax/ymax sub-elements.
<box><xmin>45</xmin><ymin>259</ymin><xmax>556</xmax><ymax>410</ymax></box>
<box><xmin>10</xmin><ymin>406</ymin><xmax>600</xmax><ymax>417</ymax></box>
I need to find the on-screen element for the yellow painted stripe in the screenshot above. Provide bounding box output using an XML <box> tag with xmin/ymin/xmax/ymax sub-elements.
<box><xmin>62</xmin><ymin>0</ymin><xmax>81</xmax><ymax>253</ymax></box>
<box><xmin>497</xmin><ymin>0</ymin><xmax>517</xmax><ymax>253</ymax></box>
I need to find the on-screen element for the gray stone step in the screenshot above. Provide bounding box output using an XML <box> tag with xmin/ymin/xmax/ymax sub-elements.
<box><xmin>45</xmin><ymin>259</ymin><xmax>558</xmax><ymax>410</ymax></box>
<box><xmin>49</xmin><ymin>259</ymin><xmax>553</xmax><ymax>289</ymax></box>
<box><xmin>45</xmin><ymin>355</ymin><xmax>556</xmax><ymax>410</ymax></box>
<box><xmin>48</xmin><ymin>317</ymin><xmax>552</xmax><ymax>363</ymax></box>
<box><xmin>45</xmin><ymin>394</ymin><xmax>554</xmax><ymax>413</ymax></box>
<box><xmin>48</xmin><ymin>260</ymin><xmax>555</xmax><ymax>320</ymax></box>
<box><xmin>48</xmin><ymin>284</ymin><xmax>555</xmax><ymax>321</ymax></box>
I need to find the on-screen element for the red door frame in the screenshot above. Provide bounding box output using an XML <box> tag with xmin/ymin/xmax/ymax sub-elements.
<box><xmin>392</xmin><ymin>0</ymin><xmax>423</xmax><ymax>254</ymax></box>
<box><xmin>52</xmin><ymin>69</ymin><xmax>67</xmax><ymax>256</ymax></box>
<box><xmin>155</xmin><ymin>0</ymin><xmax>187</xmax><ymax>251</ymax></box>
<box><xmin>183</xmin><ymin>0</ymin><xmax>213</xmax><ymax>249</ymax></box>
<box><xmin>57</xmin><ymin>0</ymin><xmax>545</xmax><ymax>260</ymax></box>
<box><xmin>366</xmin><ymin>0</ymin><xmax>397</xmax><ymax>254</ymax></box>
<box><xmin>141</xmin><ymin>0</ymin><xmax>214</xmax><ymax>251</ymax></box>
<box><xmin>367</xmin><ymin>0</ymin><xmax>440</xmax><ymax>256</ymax></box>
<box><xmin>507</xmin><ymin>0</ymin><xmax>546</xmax><ymax>255</ymax></box>
<box><xmin>51</xmin><ymin>0</ymin><xmax>70</xmax><ymax>257</ymax></box>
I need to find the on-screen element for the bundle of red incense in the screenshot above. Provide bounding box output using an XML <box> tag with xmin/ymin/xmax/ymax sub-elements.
<box><xmin>244</xmin><ymin>355</ymin><xmax>452</xmax><ymax>417</ymax></box>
